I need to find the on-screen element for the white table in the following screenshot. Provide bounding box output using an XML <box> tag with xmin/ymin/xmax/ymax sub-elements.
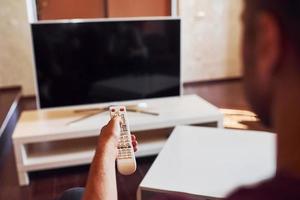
<box><xmin>138</xmin><ymin>126</ymin><xmax>276</xmax><ymax>200</ymax></box>
<box><xmin>12</xmin><ymin>95</ymin><xmax>223</xmax><ymax>186</ymax></box>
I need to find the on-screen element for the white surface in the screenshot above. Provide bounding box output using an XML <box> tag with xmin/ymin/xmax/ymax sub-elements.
<box><xmin>139</xmin><ymin>126</ymin><xmax>276</xmax><ymax>199</ymax></box>
<box><xmin>117</xmin><ymin>159</ymin><xmax>137</xmax><ymax>176</ymax></box>
<box><xmin>24</xmin><ymin>147</ymin><xmax>95</xmax><ymax>171</ymax></box>
<box><xmin>21</xmin><ymin>132</ymin><xmax>167</xmax><ymax>172</ymax></box>
<box><xmin>171</xmin><ymin>0</ymin><xmax>178</xmax><ymax>17</ymax></box>
<box><xmin>135</xmin><ymin>137</ymin><xmax>167</xmax><ymax>157</ymax></box>
<box><xmin>110</xmin><ymin>106</ymin><xmax>137</xmax><ymax>175</ymax></box>
<box><xmin>12</xmin><ymin>95</ymin><xmax>223</xmax><ymax>185</ymax></box>
<box><xmin>25</xmin><ymin>0</ymin><xmax>37</xmax><ymax>22</ymax></box>
<box><xmin>13</xmin><ymin>95</ymin><xmax>223</xmax><ymax>143</ymax></box>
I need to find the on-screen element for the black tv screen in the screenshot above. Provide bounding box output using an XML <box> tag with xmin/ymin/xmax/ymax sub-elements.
<box><xmin>31</xmin><ymin>18</ymin><xmax>181</xmax><ymax>108</ymax></box>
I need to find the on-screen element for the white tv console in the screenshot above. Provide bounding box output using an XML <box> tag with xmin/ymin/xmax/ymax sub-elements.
<box><xmin>12</xmin><ymin>95</ymin><xmax>223</xmax><ymax>186</ymax></box>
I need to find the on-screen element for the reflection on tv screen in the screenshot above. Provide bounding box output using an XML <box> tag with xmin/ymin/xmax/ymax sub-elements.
<box><xmin>31</xmin><ymin>19</ymin><xmax>181</xmax><ymax>108</ymax></box>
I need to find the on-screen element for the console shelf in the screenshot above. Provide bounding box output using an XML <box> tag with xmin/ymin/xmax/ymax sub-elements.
<box><xmin>13</xmin><ymin>95</ymin><xmax>223</xmax><ymax>185</ymax></box>
<box><xmin>23</xmin><ymin>130</ymin><xmax>170</xmax><ymax>172</ymax></box>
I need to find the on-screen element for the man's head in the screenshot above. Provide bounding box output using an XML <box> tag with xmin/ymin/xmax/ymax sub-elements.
<box><xmin>242</xmin><ymin>0</ymin><xmax>300</xmax><ymax>127</ymax></box>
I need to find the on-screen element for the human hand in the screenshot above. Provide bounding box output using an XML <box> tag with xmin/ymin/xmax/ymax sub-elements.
<box><xmin>97</xmin><ymin>117</ymin><xmax>138</xmax><ymax>158</ymax></box>
<box><xmin>84</xmin><ymin>117</ymin><xmax>138</xmax><ymax>200</ymax></box>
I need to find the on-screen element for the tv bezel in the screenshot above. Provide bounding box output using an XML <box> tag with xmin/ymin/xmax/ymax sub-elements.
<box><xmin>30</xmin><ymin>17</ymin><xmax>183</xmax><ymax>110</ymax></box>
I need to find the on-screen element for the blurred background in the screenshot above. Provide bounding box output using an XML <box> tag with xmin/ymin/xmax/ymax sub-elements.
<box><xmin>0</xmin><ymin>0</ymin><xmax>243</xmax><ymax>96</ymax></box>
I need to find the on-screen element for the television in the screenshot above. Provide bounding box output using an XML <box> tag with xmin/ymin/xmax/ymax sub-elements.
<box><xmin>31</xmin><ymin>18</ymin><xmax>181</xmax><ymax>108</ymax></box>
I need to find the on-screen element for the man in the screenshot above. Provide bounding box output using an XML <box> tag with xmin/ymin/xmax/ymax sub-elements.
<box><xmin>227</xmin><ymin>0</ymin><xmax>300</xmax><ymax>198</ymax></box>
<box><xmin>60</xmin><ymin>0</ymin><xmax>300</xmax><ymax>199</ymax></box>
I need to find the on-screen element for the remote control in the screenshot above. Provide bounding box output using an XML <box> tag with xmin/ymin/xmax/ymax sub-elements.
<box><xmin>109</xmin><ymin>106</ymin><xmax>137</xmax><ymax>175</ymax></box>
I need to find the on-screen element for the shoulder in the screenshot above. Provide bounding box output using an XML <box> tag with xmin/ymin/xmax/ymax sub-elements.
<box><xmin>227</xmin><ymin>173</ymin><xmax>300</xmax><ymax>200</ymax></box>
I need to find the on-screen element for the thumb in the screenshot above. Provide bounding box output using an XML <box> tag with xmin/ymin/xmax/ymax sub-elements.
<box><xmin>103</xmin><ymin>116</ymin><xmax>121</xmax><ymax>138</ymax></box>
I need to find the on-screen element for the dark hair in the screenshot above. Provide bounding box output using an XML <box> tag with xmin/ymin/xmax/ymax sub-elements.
<box><xmin>250</xmin><ymin>0</ymin><xmax>300</xmax><ymax>50</ymax></box>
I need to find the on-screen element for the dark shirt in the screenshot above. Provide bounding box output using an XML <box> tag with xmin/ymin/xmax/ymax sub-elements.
<box><xmin>227</xmin><ymin>172</ymin><xmax>300</xmax><ymax>200</ymax></box>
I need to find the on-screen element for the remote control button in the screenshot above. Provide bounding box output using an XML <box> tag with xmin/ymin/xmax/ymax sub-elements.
<box><xmin>121</xmin><ymin>124</ymin><xmax>127</xmax><ymax>132</ymax></box>
<box><xmin>121</xmin><ymin>114</ymin><xmax>126</xmax><ymax>122</ymax></box>
<box><xmin>120</xmin><ymin>136</ymin><xmax>126</xmax><ymax>140</ymax></box>
<box><xmin>125</xmin><ymin>149</ymin><xmax>131</xmax><ymax>153</ymax></box>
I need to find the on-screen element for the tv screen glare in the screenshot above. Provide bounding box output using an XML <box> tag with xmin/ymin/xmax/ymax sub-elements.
<box><xmin>31</xmin><ymin>18</ymin><xmax>181</xmax><ymax>108</ymax></box>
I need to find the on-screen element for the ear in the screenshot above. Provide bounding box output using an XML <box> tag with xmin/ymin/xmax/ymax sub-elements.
<box><xmin>255</xmin><ymin>13</ymin><xmax>281</xmax><ymax>81</ymax></box>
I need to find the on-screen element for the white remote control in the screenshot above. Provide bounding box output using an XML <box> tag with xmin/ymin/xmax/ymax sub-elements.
<box><xmin>109</xmin><ymin>106</ymin><xmax>137</xmax><ymax>175</ymax></box>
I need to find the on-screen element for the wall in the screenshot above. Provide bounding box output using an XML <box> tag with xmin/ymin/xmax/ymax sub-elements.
<box><xmin>180</xmin><ymin>0</ymin><xmax>243</xmax><ymax>82</ymax></box>
<box><xmin>0</xmin><ymin>0</ymin><xmax>35</xmax><ymax>95</ymax></box>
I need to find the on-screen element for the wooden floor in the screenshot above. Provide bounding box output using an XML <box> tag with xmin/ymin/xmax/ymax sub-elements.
<box><xmin>0</xmin><ymin>79</ymin><xmax>269</xmax><ymax>200</ymax></box>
